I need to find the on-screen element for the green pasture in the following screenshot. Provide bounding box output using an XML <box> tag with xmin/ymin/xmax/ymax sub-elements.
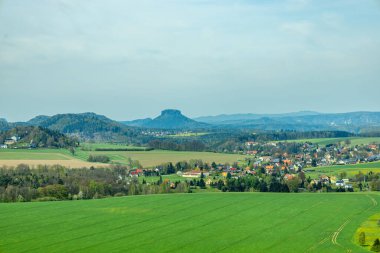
<box><xmin>0</xmin><ymin>192</ymin><xmax>379</xmax><ymax>253</ymax></box>
<box><xmin>0</xmin><ymin>149</ymin><xmax>71</xmax><ymax>160</ymax></box>
<box><xmin>305</xmin><ymin>161</ymin><xmax>380</xmax><ymax>178</ymax></box>
<box><xmin>280</xmin><ymin>137</ymin><xmax>380</xmax><ymax>146</ymax></box>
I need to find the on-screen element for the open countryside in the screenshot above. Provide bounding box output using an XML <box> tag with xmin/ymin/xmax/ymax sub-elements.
<box><xmin>2</xmin><ymin>0</ymin><xmax>380</xmax><ymax>252</ymax></box>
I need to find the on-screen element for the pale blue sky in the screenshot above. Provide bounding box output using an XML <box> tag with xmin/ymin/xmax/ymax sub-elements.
<box><xmin>1</xmin><ymin>0</ymin><xmax>380</xmax><ymax>121</ymax></box>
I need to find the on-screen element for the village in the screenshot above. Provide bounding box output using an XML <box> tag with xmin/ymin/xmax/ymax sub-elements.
<box><xmin>127</xmin><ymin>140</ymin><xmax>380</xmax><ymax>192</ymax></box>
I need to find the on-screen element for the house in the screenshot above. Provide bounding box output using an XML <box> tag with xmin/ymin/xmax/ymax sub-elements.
<box><xmin>284</xmin><ymin>174</ymin><xmax>295</xmax><ymax>181</ymax></box>
<box><xmin>260</xmin><ymin>156</ymin><xmax>272</xmax><ymax>162</ymax></box>
<box><xmin>182</xmin><ymin>171</ymin><xmax>209</xmax><ymax>178</ymax></box>
<box><xmin>4</xmin><ymin>139</ymin><xmax>16</xmax><ymax>145</ymax></box>
<box><xmin>265</xmin><ymin>165</ymin><xmax>274</xmax><ymax>174</ymax></box>
<box><xmin>368</xmin><ymin>144</ymin><xmax>377</xmax><ymax>150</ymax></box>
<box><xmin>0</xmin><ymin>144</ymin><xmax>7</xmax><ymax>149</ymax></box>
<box><xmin>246</xmin><ymin>150</ymin><xmax>257</xmax><ymax>155</ymax></box>
<box><xmin>245</xmin><ymin>141</ymin><xmax>257</xmax><ymax>146</ymax></box>
<box><xmin>344</xmin><ymin>184</ymin><xmax>353</xmax><ymax>189</ymax></box>
<box><xmin>336</xmin><ymin>180</ymin><xmax>345</xmax><ymax>187</ymax></box>
<box><xmin>320</xmin><ymin>175</ymin><xmax>330</xmax><ymax>183</ymax></box>
<box><xmin>10</xmin><ymin>136</ymin><xmax>19</xmax><ymax>142</ymax></box>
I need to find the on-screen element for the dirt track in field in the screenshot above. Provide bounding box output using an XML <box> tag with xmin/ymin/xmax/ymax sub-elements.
<box><xmin>0</xmin><ymin>160</ymin><xmax>110</xmax><ymax>168</ymax></box>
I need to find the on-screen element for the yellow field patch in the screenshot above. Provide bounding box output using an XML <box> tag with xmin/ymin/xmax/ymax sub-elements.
<box><xmin>354</xmin><ymin>213</ymin><xmax>380</xmax><ymax>249</ymax></box>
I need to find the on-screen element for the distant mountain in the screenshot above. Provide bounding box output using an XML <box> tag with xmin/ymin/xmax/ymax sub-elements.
<box><xmin>27</xmin><ymin>115</ymin><xmax>50</xmax><ymax>125</ymax></box>
<box><xmin>122</xmin><ymin>109</ymin><xmax>208</xmax><ymax>129</ymax></box>
<box><xmin>194</xmin><ymin>111</ymin><xmax>380</xmax><ymax>133</ymax></box>
<box><xmin>121</xmin><ymin>118</ymin><xmax>153</xmax><ymax>127</ymax></box>
<box><xmin>27</xmin><ymin>112</ymin><xmax>132</xmax><ymax>141</ymax></box>
<box><xmin>0</xmin><ymin>118</ymin><xmax>9</xmax><ymax>131</ymax></box>
<box><xmin>0</xmin><ymin>118</ymin><xmax>27</xmax><ymax>131</ymax></box>
<box><xmin>194</xmin><ymin>111</ymin><xmax>321</xmax><ymax>124</ymax></box>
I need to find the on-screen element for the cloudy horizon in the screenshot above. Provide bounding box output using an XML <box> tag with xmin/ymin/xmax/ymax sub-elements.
<box><xmin>1</xmin><ymin>0</ymin><xmax>380</xmax><ymax>122</ymax></box>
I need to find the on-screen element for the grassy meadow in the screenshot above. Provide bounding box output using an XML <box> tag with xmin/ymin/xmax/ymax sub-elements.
<box><xmin>0</xmin><ymin>192</ymin><xmax>379</xmax><ymax>253</ymax></box>
<box><xmin>281</xmin><ymin>137</ymin><xmax>380</xmax><ymax>146</ymax></box>
<box><xmin>305</xmin><ymin>161</ymin><xmax>380</xmax><ymax>178</ymax></box>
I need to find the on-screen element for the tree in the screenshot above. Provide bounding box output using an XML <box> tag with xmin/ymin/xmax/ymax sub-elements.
<box><xmin>69</xmin><ymin>147</ymin><xmax>75</xmax><ymax>156</ymax></box>
<box><xmin>359</xmin><ymin>231</ymin><xmax>366</xmax><ymax>246</ymax></box>
<box><xmin>311</xmin><ymin>158</ymin><xmax>317</xmax><ymax>167</ymax></box>
<box><xmin>371</xmin><ymin>238</ymin><xmax>380</xmax><ymax>252</ymax></box>
<box><xmin>199</xmin><ymin>178</ymin><xmax>206</xmax><ymax>189</ymax></box>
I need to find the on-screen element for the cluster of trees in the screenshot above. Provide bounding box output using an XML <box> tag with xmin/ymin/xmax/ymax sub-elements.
<box><xmin>209</xmin><ymin>174</ymin><xmax>302</xmax><ymax>193</ymax></box>
<box><xmin>0</xmin><ymin>164</ymin><xmax>189</xmax><ymax>202</ymax></box>
<box><xmin>359</xmin><ymin>232</ymin><xmax>380</xmax><ymax>252</ymax></box>
<box><xmin>148</xmin><ymin>139</ymin><xmax>206</xmax><ymax>151</ymax></box>
<box><xmin>0</xmin><ymin>126</ymin><xmax>78</xmax><ymax>148</ymax></box>
<box><xmin>87</xmin><ymin>155</ymin><xmax>110</xmax><ymax>163</ymax></box>
<box><xmin>140</xmin><ymin>130</ymin><xmax>358</xmax><ymax>153</ymax></box>
<box><xmin>350</xmin><ymin>171</ymin><xmax>380</xmax><ymax>191</ymax></box>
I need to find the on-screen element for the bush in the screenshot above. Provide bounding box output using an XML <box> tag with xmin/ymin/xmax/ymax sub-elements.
<box><xmin>371</xmin><ymin>238</ymin><xmax>380</xmax><ymax>252</ymax></box>
<box><xmin>87</xmin><ymin>155</ymin><xmax>110</xmax><ymax>163</ymax></box>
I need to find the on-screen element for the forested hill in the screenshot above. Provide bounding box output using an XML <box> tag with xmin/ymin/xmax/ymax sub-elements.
<box><xmin>27</xmin><ymin>113</ymin><xmax>134</xmax><ymax>141</ymax></box>
<box><xmin>0</xmin><ymin>126</ymin><xmax>78</xmax><ymax>148</ymax></box>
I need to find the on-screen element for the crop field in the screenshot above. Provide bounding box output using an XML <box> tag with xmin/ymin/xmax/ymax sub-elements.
<box><xmin>281</xmin><ymin>137</ymin><xmax>380</xmax><ymax>146</ymax></box>
<box><xmin>80</xmin><ymin>150</ymin><xmax>246</xmax><ymax>167</ymax></box>
<box><xmin>0</xmin><ymin>149</ymin><xmax>106</xmax><ymax>168</ymax></box>
<box><xmin>0</xmin><ymin>147</ymin><xmax>246</xmax><ymax>168</ymax></box>
<box><xmin>0</xmin><ymin>192</ymin><xmax>379</xmax><ymax>253</ymax></box>
<box><xmin>305</xmin><ymin>161</ymin><xmax>380</xmax><ymax>178</ymax></box>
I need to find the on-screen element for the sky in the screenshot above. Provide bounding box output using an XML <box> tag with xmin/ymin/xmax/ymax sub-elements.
<box><xmin>1</xmin><ymin>0</ymin><xmax>380</xmax><ymax>122</ymax></box>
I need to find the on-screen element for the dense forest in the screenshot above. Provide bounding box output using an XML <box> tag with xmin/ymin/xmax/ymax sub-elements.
<box><xmin>0</xmin><ymin>126</ymin><xmax>78</xmax><ymax>148</ymax></box>
<box><xmin>145</xmin><ymin>130</ymin><xmax>356</xmax><ymax>152</ymax></box>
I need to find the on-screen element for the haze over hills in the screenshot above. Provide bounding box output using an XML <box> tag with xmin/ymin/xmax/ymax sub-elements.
<box><xmin>1</xmin><ymin>110</ymin><xmax>380</xmax><ymax>136</ymax></box>
<box><xmin>194</xmin><ymin>111</ymin><xmax>321</xmax><ymax>124</ymax></box>
<box><xmin>193</xmin><ymin>111</ymin><xmax>380</xmax><ymax>133</ymax></box>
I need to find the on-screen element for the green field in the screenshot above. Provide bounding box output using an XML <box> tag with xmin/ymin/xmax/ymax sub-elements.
<box><xmin>281</xmin><ymin>137</ymin><xmax>380</xmax><ymax>146</ymax></box>
<box><xmin>0</xmin><ymin>149</ymin><xmax>71</xmax><ymax>160</ymax></box>
<box><xmin>305</xmin><ymin>161</ymin><xmax>380</xmax><ymax>178</ymax></box>
<box><xmin>0</xmin><ymin>192</ymin><xmax>379</xmax><ymax>253</ymax></box>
